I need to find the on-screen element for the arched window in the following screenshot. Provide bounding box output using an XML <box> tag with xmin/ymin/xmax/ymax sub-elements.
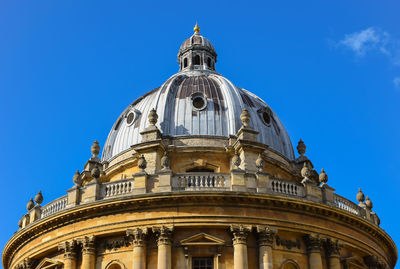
<box><xmin>207</xmin><ymin>57</ymin><xmax>211</xmax><ymax>67</ymax></box>
<box><xmin>184</xmin><ymin>58</ymin><xmax>188</xmax><ymax>68</ymax></box>
<box><xmin>105</xmin><ymin>260</ymin><xmax>126</xmax><ymax>269</ymax></box>
<box><xmin>194</xmin><ymin>55</ymin><xmax>200</xmax><ymax>65</ymax></box>
<box><xmin>280</xmin><ymin>260</ymin><xmax>300</xmax><ymax>269</ymax></box>
<box><xmin>108</xmin><ymin>264</ymin><xmax>121</xmax><ymax>269</ymax></box>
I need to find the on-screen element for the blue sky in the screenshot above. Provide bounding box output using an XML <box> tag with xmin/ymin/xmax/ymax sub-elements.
<box><xmin>0</xmin><ymin>0</ymin><xmax>399</xmax><ymax>267</ymax></box>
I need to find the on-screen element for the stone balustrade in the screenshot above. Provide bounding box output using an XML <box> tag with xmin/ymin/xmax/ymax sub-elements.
<box><xmin>270</xmin><ymin>178</ymin><xmax>303</xmax><ymax>197</ymax></box>
<box><xmin>173</xmin><ymin>173</ymin><xmax>230</xmax><ymax>190</ymax></box>
<box><xmin>102</xmin><ymin>179</ymin><xmax>134</xmax><ymax>198</ymax></box>
<box><xmin>333</xmin><ymin>194</ymin><xmax>361</xmax><ymax>216</ymax></box>
<box><xmin>41</xmin><ymin>195</ymin><xmax>68</xmax><ymax>218</ymax></box>
<box><xmin>24</xmin><ymin>173</ymin><xmax>377</xmax><ymax>228</ymax></box>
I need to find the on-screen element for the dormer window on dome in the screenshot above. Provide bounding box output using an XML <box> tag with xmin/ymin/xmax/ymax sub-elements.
<box><xmin>178</xmin><ymin>24</ymin><xmax>217</xmax><ymax>72</ymax></box>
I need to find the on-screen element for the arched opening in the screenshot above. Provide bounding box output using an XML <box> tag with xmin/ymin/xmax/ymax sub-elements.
<box><xmin>194</xmin><ymin>55</ymin><xmax>200</xmax><ymax>65</ymax></box>
<box><xmin>280</xmin><ymin>260</ymin><xmax>300</xmax><ymax>269</ymax></box>
<box><xmin>207</xmin><ymin>57</ymin><xmax>211</xmax><ymax>68</ymax></box>
<box><xmin>184</xmin><ymin>58</ymin><xmax>188</xmax><ymax>68</ymax></box>
<box><xmin>105</xmin><ymin>260</ymin><xmax>126</xmax><ymax>269</ymax></box>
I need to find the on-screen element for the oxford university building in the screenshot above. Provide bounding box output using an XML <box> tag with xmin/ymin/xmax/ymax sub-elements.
<box><xmin>2</xmin><ymin>25</ymin><xmax>397</xmax><ymax>269</ymax></box>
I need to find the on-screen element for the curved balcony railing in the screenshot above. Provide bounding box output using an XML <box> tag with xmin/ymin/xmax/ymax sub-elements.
<box><xmin>41</xmin><ymin>195</ymin><xmax>68</xmax><ymax>218</ymax></box>
<box><xmin>25</xmin><ymin>173</ymin><xmax>377</xmax><ymax>229</ymax></box>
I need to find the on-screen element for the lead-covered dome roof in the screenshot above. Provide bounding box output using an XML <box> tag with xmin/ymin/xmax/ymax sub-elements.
<box><xmin>102</xmin><ymin>26</ymin><xmax>295</xmax><ymax>161</ymax></box>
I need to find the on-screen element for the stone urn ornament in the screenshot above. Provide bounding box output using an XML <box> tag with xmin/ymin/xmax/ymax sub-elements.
<box><xmin>356</xmin><ymin>188</ymin><xmax>365</xmax><ymax>206</ymax></box>
<box><xmin>160</xmin><ymin>151</ymin><xmax>170</xmax><ymax>170</ymax></box>
<box><xmin>232</xmin><ymin>151</ymin><xmax>241</xmax><ymax>169</ymax></box>
<box><xmin>148</xmin><ymin>108</ymin><xmax>158</xmax><ymax>126</ymax></box>
<box><xmin>240</xmin><ymin>109</ymin><xmax>250</xmax><ymax>127</ymax></box>
<box><xmin>256</xmin><ymin>154</ymin><xmax>264</xmax><ymax>172</ymax></box>
<box><xmin>138</xmin><ymin>155</ymin><xmax>147</xmax><ymax>172</ymax></box>
<box><xmin>301</xmin><ymin>162</ymin><xmax>312</xmax><ymax>184</ymax></box>
<box><xmin>319</xmin><ymin>168</ymin><xmax>328</xmax><ymax>186</ymax></box>
<box><xmin>297</xmin><ymin>139</ymin><xmax>306</xmax><ymax>156</ymax></box>
<box><xmin>365</xmin><ymin>196</ymin><xmax>373</xmax><ymax>210</ymax></box>
<box><xmin>34</xmin><ymin>190</ymin><xmax>43</xmax><ymax>205</ymax></box>
<box><xmin>26</xmin><ymin>198</ymin><xmax>35</xmax><ymax>211</ymax></box>
<box><xmin>73</xmin><ymin>170</ymin><xmax>83</xmax><ymax>187</ymax></box>
<box><xmin>91</xmin><ymin>165</ymin><xmax>101</xmax><ymax>180</ymax></box>
<box><xmin>91</xmin><ymin>140</ymin><xmax>100</xmax><ymax>158</ymax></box>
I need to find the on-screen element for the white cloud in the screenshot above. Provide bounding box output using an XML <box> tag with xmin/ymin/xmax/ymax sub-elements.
<box><xmin>394</xmin><ymin>77</ymin><xmax>400</xmax><ymax>89</ymax></box>
<box><xmin>340</xmin><ymin>27</ymin><xmax>389</xmax><ymax>56</ymax></box>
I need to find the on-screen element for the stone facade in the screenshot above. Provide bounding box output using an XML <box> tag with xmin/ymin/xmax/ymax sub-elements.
<box><xmin>2</xmin><ymin>25</ymin><xmax>397</xmax><ymax>269</ymax></box>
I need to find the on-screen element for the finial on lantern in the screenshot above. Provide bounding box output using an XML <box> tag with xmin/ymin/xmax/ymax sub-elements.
<box><xmin>194</xmin><ymin>23</ymin><xmax>200</xmax><ymax>34</ymax></box>
<box><xmin>91</xmin><ymin>140</ymin><xmax>100</xmax><ymax>158</ymax></box>
<box><xmin>34</xmin><ymin>190</ymin><xmax>43</xmax><ymax>205</ymax></box>
<box><xmin>297</xmin><ymin>139</ymin><xmax>306</xmax><ymax>156</ymax></box>
<box><xmin>26</xmin><ymin>198</ymin><xmax>35</xmax><ymax>211</ymax></box>
<box><xmin>240</xmin><ymin>109</ymin><xmax>250</xmax><ymax>127</ymax></box>
<box><xmin>356</xmin><ymin>188</ymin><xmax>365</xmax><ymax>206</ymax></box>
<box><xmin>148</xmin><ymin>108</ymin><xmax>158</xmax><ymax>126</ymax></box>
<box><xmin>319</xmin><ymin>168</ymin><xmax>328</xmax><ymax>185</ymax></box>
<box><xmin>73</xmin><ymin>170</ymin><xmax>83</xmax><ymax>187</ymax></box>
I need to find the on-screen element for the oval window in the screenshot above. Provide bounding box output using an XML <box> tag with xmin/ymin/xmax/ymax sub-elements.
<box><xmin>126</xmin><ymin>111</ymin><xmax>135</xmax><ymax>125</ymax></box>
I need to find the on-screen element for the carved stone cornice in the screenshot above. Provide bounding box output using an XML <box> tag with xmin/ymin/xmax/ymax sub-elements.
<box><xmin>256</xmin><ymin>225</ymin><xmax>276</xmax><ymax>247</ymax></box>
<box><xmin>304</xmin><ymin>234</ymin><xmax>321</xmax><ymax>254</ymax></box>
<box><xmin>78</xmin><ymin>235</ymin><xmax>96</xmax><ymax>255</ymax></box>
<box><xmin>325</xmin><ymin>238</ymin><xmax>340</xmax><ymax>258</ymax></box>
<box><xmin>58</xmin><ymin>239</ymin><xmax>77</xmax><ymax>260</ymax></box>
<box><xmin>127</xmin><ymin>228</ymin><xmax>148</xmax><ymax>247</ymax></box>
<box><xmin>230</xmin><ymin>224</ymin><xmax>251</xmax><ymax>245</ymax></box>
<box><xmin>152</xmin><ymin>226</ymin><xmax>173</xmax><ymax>246</ymax></box>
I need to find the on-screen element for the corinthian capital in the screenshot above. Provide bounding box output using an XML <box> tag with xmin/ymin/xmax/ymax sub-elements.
<box><xmin>58</xmin><ymin>239</ymin><xmax>77</xmax><ymax>259</ymax></box>
<box><xmin>127</xmin><ymin>227</ymin><xmax>148</xmax><ymax>247</ymax></box>
<box><xmin>304</xmin><ymin>234</ymin><xmax>321</xmax><ymax>253</ymax></box>
<box><xmin>78</xmin><ymin>235</ymin><xmax>96</xmax><ymax>255</ymax></box>
<box><xmin>325</xmin><ymin>238</ymin><xmax>341</xmax><ymax>257</ymax></box>
<box><xmin>230</xmin><ymin>224</ymin><xmax>252</xmax><ymax>245</ymax></box>
<box><xmin>256</xmin><ymin>225</ymin><xmax>277</xmax><ymax>246</ymax></box>
<box><xmin>152</xmin><ymin>226</ymin><xmax>173</xmax><ymax>246</ymax></box>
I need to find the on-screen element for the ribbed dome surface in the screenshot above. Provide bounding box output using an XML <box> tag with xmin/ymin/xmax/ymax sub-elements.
<box><xmin>179</xmin><ymin>33</ymin><xmax>215</xmax><ymax>55</ymax></box>
<box><xmin>102</xmin><ymin>71</ymin><xmax>295</xmax><ymax>161</ymax></box>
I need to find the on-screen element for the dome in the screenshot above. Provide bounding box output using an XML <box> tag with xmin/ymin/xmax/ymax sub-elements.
<box><xmin>102</xmin><ymin>71</ymin><xmax>295</xmax><ymax>161</ymax></box>
<box><xmin>102</xmin><ymin>26</ymin><xmax>294</xmax><ymax>162</ymax></box>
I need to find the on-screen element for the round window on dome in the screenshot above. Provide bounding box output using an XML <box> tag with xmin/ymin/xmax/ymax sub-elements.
<box><xmin>262</xmin><ymin>111</ymin><xmax>271</xmax><ymax>125</ymax></box>
<box><xmin>191</xmin><ymin>93</ymin><xmax>207</xmax><ymax>110</ymax></box>
<box><xmin>126</xmin><ymin>111</ymin><xmax>135</xmax><ymax>126</ymax></box>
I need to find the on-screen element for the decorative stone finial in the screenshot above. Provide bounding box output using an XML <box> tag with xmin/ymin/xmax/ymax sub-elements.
<box><xmin>91</xmin><ymin>165</ymin><xmax>101</xmax><ymax>180</ymax></box>
<box><xmin>240</xmin><ymin>109</ymin><xmax>251</xmax><ymax>127</ymax></box>
<box><xmin>356</xmin><ymin>188</ymin><xmax>365</xmax><ymax>205</ymax></box>
<box><xmin>256</xmin><ymin>154</ymin><xmax>264</xmax><ymax>172</ymax></box>
<box><xmin>18</xmin><ymin>217</ymin><xmax>23</xmax><ymax>228</ymax></box>
<box><xmin>91</xmin><ymin>140</ymin><xmax>100</xmax><ymax>158</ymax></box>
<box><xmin>194</xmin><ymin>23</ymin><xmax>200</xmax><ymax>34</ymax></box>
<box><xmin>319</xmin><ymin>168</ymin><xmax>328</xmax><ymax>185</ymax></box>
<box><xmin>160</xmin><ymin>151</ymin><xmax>170</xmax><ymax>170</ymax></box>
<box><xmin>301</xmin><ymin>162</ymin><xmax>312</xmax><ymax>184</ymax></box>
<box><xmin>73</xmin><ymin>170</ymin><xmax>83</xmax><ymax>187</ymax></box>
<box><xmin>26</xmin><ymin>198</ymin><xmax>35</xmax><ymax>211</ymax></box>
<box><xmin>232</xmin><ymin>151</ymin><xmax>241</xmax><ymax>169</ymax></box>
<box><xmin>365</xmin><ymin>196</ymin><xmax>373</xmax><ymax>210</ymax></box>
<box><xmin>148</xmin><ymin>108</ymin><xmax>158</xmax><ymax>126</ymax></box>
<box><xmin>138</xmin><ymin>155</ymin><xmax>147</xmax><ymax>172</ymax></box>
<box><xmin>297</xmin><ymin>139</ymin><xmax>306</xmax><ymax>156</ymax></box>
<box><xmin>34</xmin><ymin>190</ymin><xmax>43</xmax><ymax>205</ymax></box>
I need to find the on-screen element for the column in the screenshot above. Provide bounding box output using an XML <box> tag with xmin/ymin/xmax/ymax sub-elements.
<box><xmin>230</xmin><ymin>224</ymin><xmax>251</xmax><ymax>269</ymax></box>
<box><xmin>127</xmin><ymin>228</ymin><xmax>148</xmax><ymax>269</ymax></box>
<box><xmin>153</xmin><ymin>226</ymin><xmax>173</xmax><ymax>269</ymax></box>
<box><xmin>326</xmin><ymin>239</ymin><xmax>341</xmax><ymax>269</ymax></box>
<box><xmin>257</xmin><ymin>226</ymin><xmax>276</xmax><ymax>269</ymax></box>
<box><xmin>304</xmin><ymin>234</ymin><xmax>322</xmax><ymax>269</ymax></box>
<box><xmin>79</xmin><ymin>235</ymin><xmax>96</xmax><ymax>269</ymax></box>
<box><xmin>58</xmin><ymin>240</ymin><xmax>77</xmax><ymax>269</ymax></box>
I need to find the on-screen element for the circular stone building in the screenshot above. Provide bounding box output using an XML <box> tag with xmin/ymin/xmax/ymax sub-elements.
<box><xmin>2</xmin><ymin>25</ymin><xmax>397</xmax><ymax>269</ymax></box>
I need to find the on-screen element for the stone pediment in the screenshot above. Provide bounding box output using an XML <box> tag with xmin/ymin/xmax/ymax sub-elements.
<box><xmin>35</xmin><ymin>258</ymin><xmax>62</xmax><ymax>269</ymax></box>
<box><xmin>180</xmin><ymin>233</ymin><xmax>225</xmax><ymax>246</ymax></box>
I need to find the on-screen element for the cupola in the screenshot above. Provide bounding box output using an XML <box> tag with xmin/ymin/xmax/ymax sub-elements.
<box><xmin>178</xmin><ymin>24</ymin><xmax>217</xmax><ymax>72</ymax></box>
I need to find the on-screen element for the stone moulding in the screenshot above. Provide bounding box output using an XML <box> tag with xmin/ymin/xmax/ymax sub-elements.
<box><xmin>2</xmin><ymin>192</ymin><xmax>397</xmax><ymax>269</ymax></box>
